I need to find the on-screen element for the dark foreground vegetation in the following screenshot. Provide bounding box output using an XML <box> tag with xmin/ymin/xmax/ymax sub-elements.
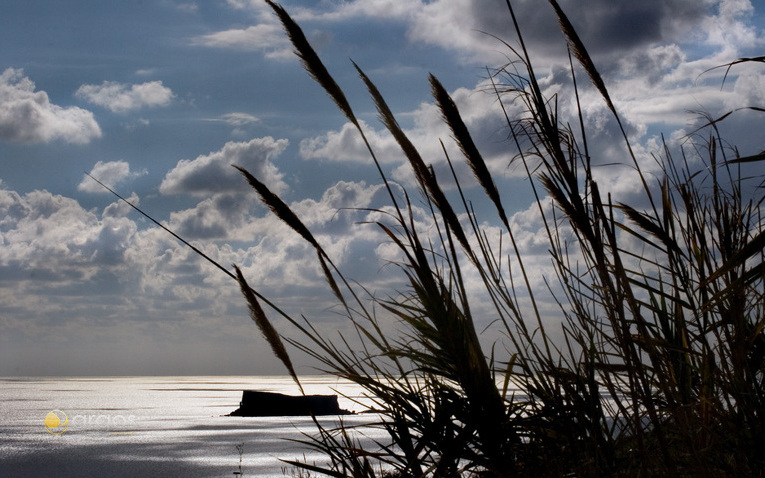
<box><xmin>226</xmin><ymin>1</ymin><xmax>765</xmax><ymax>476</ymax></box>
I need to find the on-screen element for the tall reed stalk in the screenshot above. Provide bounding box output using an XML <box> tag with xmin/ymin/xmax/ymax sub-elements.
<box><xmin>220</xmin><ymin>2</ymin><xmax>765</xmax><ymax>476</ymax></box>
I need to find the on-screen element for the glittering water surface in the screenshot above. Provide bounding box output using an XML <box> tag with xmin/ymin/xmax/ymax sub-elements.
<box><xmin>0</xmin><ymin>376</ymin><xmax>381</xmax><ymax>477</ymax></box>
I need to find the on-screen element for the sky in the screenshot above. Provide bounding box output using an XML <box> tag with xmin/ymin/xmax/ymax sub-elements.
<box><xmin>0</xmin><ymin>0</ymin><xmax>763</xmax><ymax>376</ymax></box>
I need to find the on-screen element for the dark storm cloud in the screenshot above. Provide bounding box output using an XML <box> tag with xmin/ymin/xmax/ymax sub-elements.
<box><xmin>489</xmin><ymin>0</ymin><xmax>711</xmax><ymax>54</ymax></box>
<box><xmin>407</xmin><ymin>0</ymin><xmax>716</xmax><ymax>73</ymax></box>
<box><xmin>562</xmin><ymin>0</ymin><xmax>707</xmax><ymax>49</ymax></box>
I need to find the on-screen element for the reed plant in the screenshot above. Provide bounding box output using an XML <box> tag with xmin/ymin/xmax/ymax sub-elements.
<box><xmin>225</xmin><ymin>1</ymin><xmax>765</xmax><ymax>476</ymax></box>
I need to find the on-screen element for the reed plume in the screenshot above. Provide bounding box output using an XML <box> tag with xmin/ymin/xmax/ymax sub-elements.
<box><xmin>234</xmin><ymin>165</ymin><xmax>321</xmax><ymax>251</ymax></box>
<box><xmin>430</xmin><ymin>75</ymin><xmax>510</xmax><ymax>230</ymax></box>
<box><xmin>546</xmin><ymin>0</ymin><xmax>614</xmax><ymax>116</ymax></box>
<box><xmin>235</xmin><ymin>265</ymin><xmax>303</xmax><ymax>394</ymax></box>
<box><xmin>265</xmin><ymin>0</ymin><xmax>358</xmax><ymax>127</ymax></box>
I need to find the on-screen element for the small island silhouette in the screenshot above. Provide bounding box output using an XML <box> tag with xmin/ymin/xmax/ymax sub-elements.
<box><xmin>228</xmin><ymin>390</ymin><xmax>352</xmax><ymax>417</ymax></box>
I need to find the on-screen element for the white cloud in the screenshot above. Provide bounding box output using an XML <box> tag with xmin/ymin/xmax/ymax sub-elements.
<box><xmin>230</xmin><ymin>179</ymin><xmax>391</xmax><ymax>285</ymax></box>
<box><xmin>174</xmin><ymin>2</ymin><xmax>199</xmax><ymax>13</ymax></box>
<box><xmin>0</xmin><ymin>185</ymin><xmax>247</xmax><ymax>356</ymax></box>
<box><xmin>225</xmin><ymin>0</ymin><xmax>269</xmax><ymax>11</ymax></box>
<box><xmin>135</xmin><ymin>68</ymin><xmax>157</xmax><ymax>76</ymax></box>
<box><xmin>220</xmin><ymin>112</ymin><xmax>259</xmax><ymax>126</ymax></box>
<box><xmin>0</xmin><ymin>188</ymin><xmax>137</xmax><ymax>273</ymax></box>
<box><xmin>102</xmin><ymin>192</ymin><xmax>140</xmax><ymax>218</ymax></box>
<box><xmin>75</xmin><ymin>80</ymin><xmax>174</xmax><ymax>113</ymax></box>
<box><xmin>78</xmin><ymin>160</ymin><xmax>148</xmax><ymax>194</ymax></box>
<box><xmin>195</xmin><ymin>0</ymin><xmax>413</xmax><ymax>60</ymax></box>
<box><xmin>159</xmin><ymin>137</ymin><xmax>292</xmax><ymax>240</ymax></box>
<box><xmin>190</xmin><ymin>23</ymin><xmax>293</xmax><ymax>59</ymax></box>
<box><xmin>166</xmin><ymin>194</ymin><xmax>251</xmax><ymax>240</ymax></box>
<box><xmin>291</xmin><ymin>0</ymin><xmax>419</xmax><ymax>21</ymax></box>
<box><xmin>0</xmin><ymin>68</ymin><xmax>101</xmax><ymax>144</ymax></box>
<box><xmin>406</xmin><ymin>1</ymin><xmax>503</xmax><ymax>63</ymax></box>
<box><xmin>0</xmin><ymin>179</ymin><xmax>385</xmax><ymax>314</ymax></box>
<box><xmin>702</xmin><ymin>0</ymin><xmax>759</xmax><ymax>50</ymax></box>
<box><xmin>728</xmin><ymin>69</ymin><xmax>765</xmax><ymax>108</ymax></box>
<box><xmin>299</xmin><ymin>120</ymin><xmax>401</xmax><ymax>164</ymax></box>
<box><xmin>299</xmin><ymin>81</ymin><xmax>512</xmax><ymax>190</ymax></box>
<box><xmin>124</xmin><ymin>118</ymin><xmax>151</xmax><ymax>131</ymax></box>
<box><xmin>214</xmin><ymin>112</ymin><xmax>261</xmax><ymax>137</ymax></box>
<box><xmin>160</xmin><ymin>136</ymin><xmax>289</xmax><ymax>197</ymax></box>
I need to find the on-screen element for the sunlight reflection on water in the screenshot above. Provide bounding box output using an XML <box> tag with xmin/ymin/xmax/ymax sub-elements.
<box><xmin>0</xmin><ymin>376</ymin><xmax>382</xmax><ymax>477</ymax></box>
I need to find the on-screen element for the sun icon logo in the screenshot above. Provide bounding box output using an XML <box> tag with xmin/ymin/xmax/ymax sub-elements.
<box><xmin>44</xmin><ymin>410</ymin><xmax>69</xmax><ymax>435</ymax></box>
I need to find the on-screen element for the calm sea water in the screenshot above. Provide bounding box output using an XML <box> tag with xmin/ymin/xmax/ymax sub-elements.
<box><xmin>0</xmin><ymin>376</ymin><xmax>380</xmax><ymax>477</ymax></box>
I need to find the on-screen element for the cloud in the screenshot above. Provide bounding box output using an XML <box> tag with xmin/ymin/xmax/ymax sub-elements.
<box><xmin>0</xmin><ymin>184</ymin><xmax>244</xmax><ymax>355</ymax></box>
<box><xmin>401</xmin><ymin>0</ymin><xmax>715</xmax><ymax>65</ymax></box>
<box><xmin>0</xmin><ymin>68</ymin><xmax>101</xmax><ymax>144</ymax></box>
<box><xmin>135</xmin><ymin>68</ymin><xmax>158</xmax><ymax>77</ymax></box>
<box><xmin>224</xmin><ymin>0</ymin><xmax>270</xmax><ymax>11</ymax></box>
<box><xmin>0</xmin><ymin>188</ymin><xmax>137</xmax><ymax>274</ymax></box>
<box><xmin>194</xmin><ymin>0</ymin><xmax>414</xmax><ymax>59</ymax></box>
<box><xmin>728</xmin><ymin>69</ymin><xmax>765</xmax><ymax>108</ymax></box>
<box><xmin>291</xmin><ymin>0</ymin><xmax>419</xmax><ymax>21</ymax></box>
<box><xmin>207</xmin><ymin>0</ymin><xmax>765</xmax><ymax>90</ymax></box>
<box><xmin>201</xmin><ymin>0</ymin><xmax>761</xmax><ymax>73</ymax></box>
<box><xmin>299</xmin><ymin>120</ymin><xmax>401</xmax><ymax>164</ymax></box>
<box><xmin>167</xmin><ymin>193</ymin><xmax>257</xmax><ymax>240</ymax></box>
<box><xmin>190</xmin><ymin>23</ymin><xmax>293</xmax><ymax>59</ymax></box>
<box><xmin>0</xmin><ymin>179</ymin><xmax>385</xmax><ymax>309</ymax></box>
<box><xmin>102</xmin><ymin>192</ymin><xmax>140</xmax><ymax>218</ymax></box>
<box><xmin>275</xmin><ymin>0</ymin><xmax>761</xmax><ymax>74</ymax></box>
<box><xmin>616</xmin><ymin>44</ymin><xmax>686</xmax><ymax>83</ymax></box>
<box><xmin>0</xmin><ymin>184</ymin><xmax>237</xmax><ymax>317</ymax></box>
<box><xmin>216</xmin><ymin>112</ymin><xmax>260</xmax><ymax>136</ymax></box>
<box><xmin>298</xmin><ymin>80</ymin><xmax>512</xmax><ymax>191</ymax></box>
<box><xmin>78</xmin><ymin>160</ymin><xmax>148</xmax><ymax>194</ymax></box>
<box><xmin>702</xmin><ymin>0</ymin><xmax>759</xmax><ymax>50</ymax></box>
<box><xmin>220</xmin><ymin>112</ymin><xmax>259</xmax><ymax>126</ymax></box>
<box><xmin>160</xmin><ymin>136</ymin><xmax>289</xmax><ymax>197</ymax></box>
<box><xmin>174</xmin><ymin>2</ymin><xmax>199</xmax><ymax>13</ymax></box>
<box><xmin>75</xmin><ymin>80</ymin><xmax>174</xmax><ymax>113</ymax></box>
<box><xmin>227</xmin><ymin>179</ymin><xmax>391</xmax><ymax>287</ymax></box>
<box><xmin>124</xmin><ymin>118</ymin><xmax>151</xmax><ymax>131</ymax></box>
<box><xmin>159</xmin><ymin>137</ymin><xmax>290</xmax><ymax>240</ymax></box>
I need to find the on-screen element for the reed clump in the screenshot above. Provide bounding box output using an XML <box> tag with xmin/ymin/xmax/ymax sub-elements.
<box><xmin>228</xmin><ymin>1</ymin><xmax>765</xmax><ymax>476</ymax></box>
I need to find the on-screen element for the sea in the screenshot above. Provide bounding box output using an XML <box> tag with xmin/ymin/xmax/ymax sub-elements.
<box><xmin>0</xmin><ymin>375</ymin><xmax>381</xmax><ymax>477</ymax></box>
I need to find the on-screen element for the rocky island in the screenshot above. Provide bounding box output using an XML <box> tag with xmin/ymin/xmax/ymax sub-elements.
<box><xmin>228</xmin><ymin>390</ymin><xmax>352</xmax><ymax>417</ymax></box>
